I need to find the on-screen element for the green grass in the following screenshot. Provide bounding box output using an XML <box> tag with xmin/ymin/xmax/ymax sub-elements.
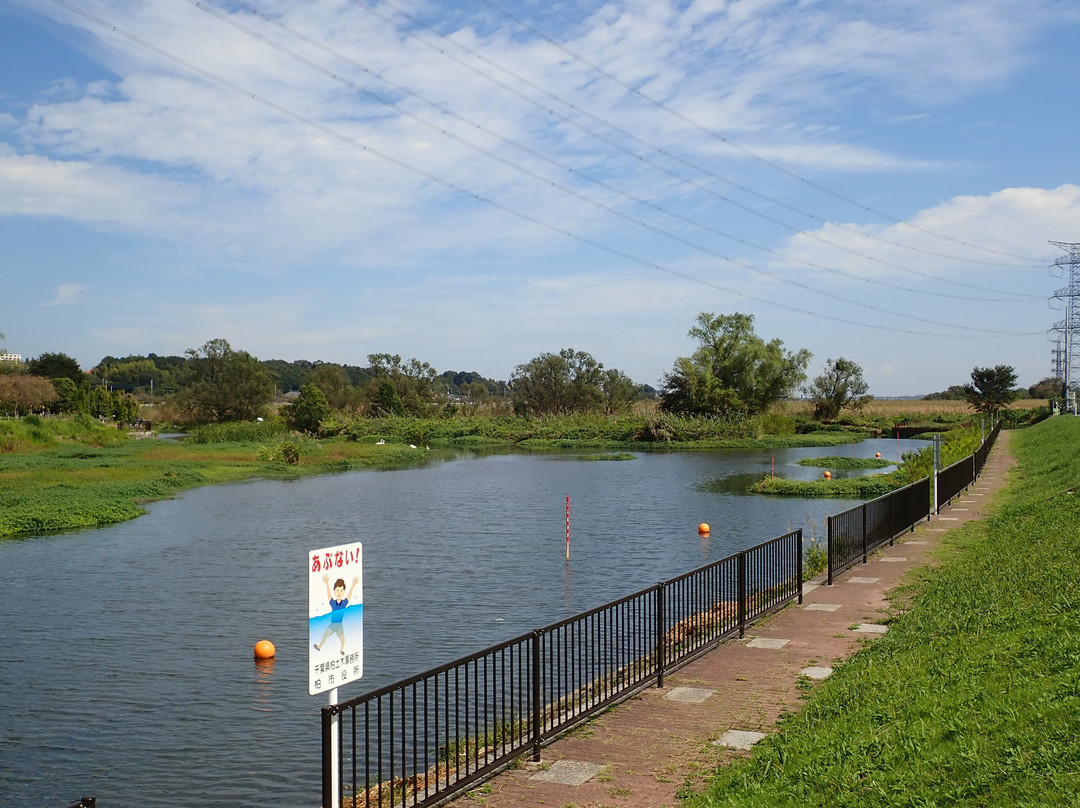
<box><xmin>751</xmin><ymin>471</ymin><xmax>907</xmax><ymax>498</ymax></box>
<box><xmin>796</xmin><ymin>456</ymin><xmax>893</xmax><ymax>470</ymax></box>
<box><xmin>0</xmin><ymin>423</ymin><xmax>428</xmax><ymax>538</ymax></box>
<box><xmin>683</xmin><ymin>416</ymin><xmax>1080</xmax><ymax>808</ymax></box>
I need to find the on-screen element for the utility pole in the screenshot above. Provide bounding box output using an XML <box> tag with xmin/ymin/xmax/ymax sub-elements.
<box><xmin>1048</xmin><ymin>242</ymin><xmax>1080</xmax><ymax>395</ymax></box>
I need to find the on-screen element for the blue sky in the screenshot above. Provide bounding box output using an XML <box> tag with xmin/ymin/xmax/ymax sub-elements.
<box><xmin>2</xmin><ymin>0</ymin><xmax>1078</xmax><ymax>396</ymax></box>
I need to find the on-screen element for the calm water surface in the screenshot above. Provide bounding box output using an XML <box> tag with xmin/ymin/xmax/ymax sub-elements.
<box><xmin>0</xmin><ymin>439</ymin><xmax>922</xmax><ymax>807</ymax></box>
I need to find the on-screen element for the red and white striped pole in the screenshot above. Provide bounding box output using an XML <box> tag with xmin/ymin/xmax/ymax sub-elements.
<box><xmin>565</xmin><ymin>495</ymin><xmax>570</xmax><ymax>561</ymax></box>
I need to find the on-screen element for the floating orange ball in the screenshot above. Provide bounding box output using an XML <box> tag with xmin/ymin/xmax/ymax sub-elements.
<box><xmin>254</xmin><ymin>640</ymin><xmax>276</xmax><ymax>659</ymax></box>
<box><xmin>823</xmin><ymin>471</ymin><xmax>832</xmax><ymax>479</ymax></box>
<box><xmin>875</xmin><ymin>452</ymin><xmax>882</xmax><ymax>458</ymax></box>
<box><xmin>698</xmin><ymin>522</ymin><xmax>710</xmax><ymax>535</ymax></box>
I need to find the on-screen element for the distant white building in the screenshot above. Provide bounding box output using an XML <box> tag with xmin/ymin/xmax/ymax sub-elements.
<box><xmin>0</xmin><ymin>352</ymin><xmax>21</xmax><ymax>363</ymax></box>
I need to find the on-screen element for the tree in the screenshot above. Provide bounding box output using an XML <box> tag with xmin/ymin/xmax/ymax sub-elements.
<box><xmin>660</xmin><ymin>312</ymin><xmax>811</xmax><ymax>417</ymax></box>
<box><xmin>51</xmin><ymin>377</ymin><xmax>82</xmax><ymax>414</ymax></box>
<box><xmin>599</xmin><ymin>368</ymin><xmax>640</xmax><ymax>415</ymax></box>
<box><xmin>112</xmin><ymin>392</ymin><xmax>141</xmax><ymax>423</ymax></box>
<box><xmin>0</xmin><ymin>375</ymin><xmax>57</xmax><ymax>417</ymax></box>
<box><xmin>27</xmin><ymin>352</ymin><xmax>83</xmax><ymax>385</ymax></box>
<box><xmin>306</xmin><ymin>364</ymin><xmax>352</xmax><ymax>409</ymax></box>
<box><xmin>804</xmin><ymin>357</ymin><xmax>871</xmax><ymax>421</ymax></box>
<box><xmin>179</xmin><ymin>338</ymin><xmax>274</xmax><ymax>422</ymax></box>
<box><xmin>964</xmin><ymin>365</ymin><xmax>1018</xmax><ymax>416</ymax></box>
<box><xmin>510</xmin><ymin>349</ymin><xmax>607</xmax><ymax>415</ymax></box>
<box><xmin>285</xmin><ymin>384</ymin><xmax>331</xmax><ymax>434</ymax></box>
<box><xmin>1028</xmin><ymin>376</ymin><xmax>1063</xmax><ymax>399</ymax></box>
<box><xmin>0</xmin><ymin>356</ymin><xmax>24</xmax><ymax>375</ymax></box>
<box><xmin>923</xmin><ymin>385</ymin><xmax>968</xmax><ymax>401</ymax></box>
<box><xmin>371</xmin><ymin>379</ymin><xmax>405</xmax><ymax>416</ymax></box>
<box><xmin>367</xmin><ymin>353</ymin><xmax>438</xmax><ymax>416</ymax></box>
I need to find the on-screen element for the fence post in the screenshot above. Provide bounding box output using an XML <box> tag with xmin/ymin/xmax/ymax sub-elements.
<box><xmin>321</xmin><ymin>706</ymin><xmax>336</xmax><ymax>808</ymax></box>
<box><xmin>861</xmin><ymin>503</ymin><xmax>868</xmax><ymax>564</ymax></box>
<box><xmin>933</xmin><ymin>435</ymin><xmax>941</xmax><ymax>514</ymax></box>
<box><xmin>826</xmin><ymin>515</ymin><xmax>834</xmax><ymax>586</ymax></box>
<box><xmin>655</xmin><ymin>583</ymin><xmax>666</xmax><ymax>688</ymax></box>
<box><xmin>796</xmin><ymin>528</ymin><xmax>803</xmax><ymax>604</ymax></box>
<box><xmin>531</xmin><ymin>630</ymin><xmax>542</xmax><ymax>762</ymax></box>
<box><xmin>737</xmin><ymin>552</ymin><xmax>747</xmax><ymax>639</ymax></box>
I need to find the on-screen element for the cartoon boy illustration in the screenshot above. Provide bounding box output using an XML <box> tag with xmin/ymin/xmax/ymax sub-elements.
<box><xmin>314</xmin><ymin>573</ymin><xmax>359</xmax><ymax>655</ymax></box>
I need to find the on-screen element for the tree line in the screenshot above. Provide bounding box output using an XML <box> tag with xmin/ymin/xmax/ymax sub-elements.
<box><xmin>0</xmin><ymin>312</ymin><xmax>1029</xmax><ymax>426</ymax></box>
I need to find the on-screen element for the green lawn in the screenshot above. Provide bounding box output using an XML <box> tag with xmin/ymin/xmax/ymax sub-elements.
<box><xmin>684</xmin><ymin>415</ymin><xmax>1080</xmax><ymax>808</ymax></box>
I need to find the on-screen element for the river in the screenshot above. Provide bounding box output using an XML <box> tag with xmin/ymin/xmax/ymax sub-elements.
<box><xmin>0</xmin><ymin>439</ymin><xmax>923</xmax><ymax>807</ymax></box>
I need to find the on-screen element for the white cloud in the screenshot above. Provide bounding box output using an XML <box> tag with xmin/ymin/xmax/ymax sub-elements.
<box><xmin>44</xmin><ymin>283</ymin><xmax>91</xmax><ymax>306</ymax></box>
<box><xmin>776</xmin><ymin>184</ymin><xmax>1080</xmax><ymax>282</ymax></box>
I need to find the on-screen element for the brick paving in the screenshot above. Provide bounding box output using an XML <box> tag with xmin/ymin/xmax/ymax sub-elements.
<box><xmin>445</xmin><ymin>432</ymin><xmax>1015</xmax><ymax>808</ymax></box>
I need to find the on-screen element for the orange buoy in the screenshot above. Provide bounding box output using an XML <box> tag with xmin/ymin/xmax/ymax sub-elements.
<box><xmin>823</xmin><ymin>471</ymin><xmax>832</xmax><ymax>479</ymax></box>
<box><xmin>698</xmin><ymin>522</ymin><xmax>710</xmax><ymax>535</ymax></box>
<box><xmin>254</xmin><ymin>640</ymin><xmax>276</xmax><ymax>659</ymax></box>
<box><xmin>875</xmin><ymin>452</ymin><xmax>882</xmax><ymax>458</ymax></box>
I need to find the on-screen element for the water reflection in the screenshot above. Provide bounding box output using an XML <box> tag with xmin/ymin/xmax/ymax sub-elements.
<box><xmin>253</xmin><ymin>657</ymin><xmax>276</xmax><ymax>713</ymax></box>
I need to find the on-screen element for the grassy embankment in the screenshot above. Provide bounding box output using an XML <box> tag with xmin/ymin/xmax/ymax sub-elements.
<box><xmin>683</xmin><ymin>415</ymin><xmax>1080</xmax><ymax>808</ymax></box>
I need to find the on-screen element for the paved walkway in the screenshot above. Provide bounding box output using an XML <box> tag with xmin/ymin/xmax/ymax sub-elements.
<box><xmin>446</xmin><ymin>431</ymin><xmax>1015</xmax><ymax>808</ymax></box>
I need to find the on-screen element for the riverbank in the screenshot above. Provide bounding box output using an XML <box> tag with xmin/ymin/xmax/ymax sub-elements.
<box><xmin>443</xmin><ymin>416</ymin><xmax>1079</xmax><ymax>808</ymax></box>
<box><xmin>0</xmin><ymin>425</ymin><xmax>427</xmax><ymax>537</ymax></box>
<box><xmin>0</xmin><ymin>406</ymin><xmax>1034</xmax><ymax>538</ymax></box>
<box><xmin>0</xmin><ymin>414</ymin><xmax>871</xmax><ymax>539</ymax></box>
<box><xmin>686</xmin><ymin>416</ymin><xmax>1080</xmax><ymax>806</ymax></box>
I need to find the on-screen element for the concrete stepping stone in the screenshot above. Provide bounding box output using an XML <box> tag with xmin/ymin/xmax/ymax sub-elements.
<box><xmin>853</xmin><ymin>623</ymin><xmax>889</xmax><ymax>634</ymax></box>
<box><xmin>848</xmin><ymin>576</ymin><xmax>880</xmax><ymax>584</ymax></box>
<box><xmin>800</xmin><ymin>666</ymin><xmax>833</xmax><ymax>679</ymax></box>
<box><xmin>804</xmin><ymin>603</ymin><xmax>841</xmax><ymax>612</ymax></box>
<box><xmin>529</xmin><ymin>760</ymin><xmax>604</xmax><ymax>785</ymax></box>
<box><xmin>746</xmin><ymin>637</ymin><xmax>789</xmax><ymax>649</ymax></box>
<box><xmin>665</xmin><ymin>686</ymin><xmax>714</xmax><ymax>703</ymax></box>
<box><xmin>714</xmin><ymin>729</ymin><xmax>767</xmax><ymax>750</ymax></box>
<box><xmin>880</xmin><ymin>556</ymin><xmax>907</xmax><ymax>563</ymax></box>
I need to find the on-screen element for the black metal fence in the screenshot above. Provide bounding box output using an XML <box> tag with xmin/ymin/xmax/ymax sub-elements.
<box><xmin>323</xmin><ymin>423</ymin><xmax>1007</xmax><ymax>807</ymax></box>
<box><xmin>321</xmin><ymin>529</ymin><xmax>802</xmax><ymax>808</ymax></box>
<box><xmin>935</xmin><ymin>455</ymin><xmax>973</xmax><ymax>513</ymax></box>
<box><xmin>936</xmin><ymin>421</ymin><xmax>1001</xmax><ymax>513</ymax></box>
<box><xmin>973</xmin><ymin>421</ymin><xmax>1001</xmax><ymax>478</ymax></box>
<box><xmin>826</xmin><ymin>477</ymin><xmax>931</xmax><ymax>584</ymax></box>
<box><xmin>829</xmin><ymin>420</ymin><xmax>1002</xmax><ymax>582</ymax></box>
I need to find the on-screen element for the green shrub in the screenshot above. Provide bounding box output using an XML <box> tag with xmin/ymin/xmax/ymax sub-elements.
<box><xmin>185</xmin><ymin>420</ymin><xmax>290</xmax><ymax>444</ymax></box>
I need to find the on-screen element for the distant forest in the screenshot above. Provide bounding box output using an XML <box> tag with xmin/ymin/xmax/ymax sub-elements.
<box><xmin>86</xmin><ymin>353</ymin><xmax>519</xmax><ymax>398</ymax></box>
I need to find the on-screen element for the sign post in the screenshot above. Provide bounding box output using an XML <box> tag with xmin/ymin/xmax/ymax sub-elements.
<box><xmin>309</xmin><ymin>542</ymin><xmax>363</xmax><ymax>808</ymax></box>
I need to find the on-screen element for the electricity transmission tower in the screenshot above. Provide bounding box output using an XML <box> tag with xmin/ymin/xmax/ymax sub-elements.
<box><xmin>1049</xmin><ymin>241</ymin><xmax>1080</xmax><ymax>398</ymax></box>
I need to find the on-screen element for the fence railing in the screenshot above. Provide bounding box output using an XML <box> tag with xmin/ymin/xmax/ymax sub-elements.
<box><xmin>325</xmin><ymin>421</ymin><xmax>1007</xmax><ymax>807</ymax></box>
<box><xmin>829</xmin><ymin>420</ymin><xmax>1002</xmax><ymax>583</ymax></box>
<box><xmin>935</xmin><ymin>455</ymin><xmax>973</xmax><ymax>513</ymax></box>
<box><xmin>322</xmin><ymin>529</ymin><xmax>802</xmax><ymax>808</ymax></box>
<box><xmin>826</xmin><ymin>476</ymin><xmax>931</xmax><ymax>584</ymax></box>
<box><xmin>973</xmin><ymin>421</ymin><xmax>1001</xmax><ymax>478</ymax></box>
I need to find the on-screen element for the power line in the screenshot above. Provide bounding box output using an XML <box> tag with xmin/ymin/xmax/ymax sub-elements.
<box><xmin>44</xmin><ymin>0</ymin><xmax>1043</xmax><ymax>341</ymax></box>
<box><xmin>473</xmin><ymin>0</ymin><xmax>1047</xmax><ymax>266</ymax></box>
<box><xmin>191</xmin><ymin>0</ymin><xmax>1028</xmax><ymax>308</ymax></box>
<box><xmin>357</xmin><ymin>0</ymin><xmax>1042</xmax><ymax>277</ymax></box>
